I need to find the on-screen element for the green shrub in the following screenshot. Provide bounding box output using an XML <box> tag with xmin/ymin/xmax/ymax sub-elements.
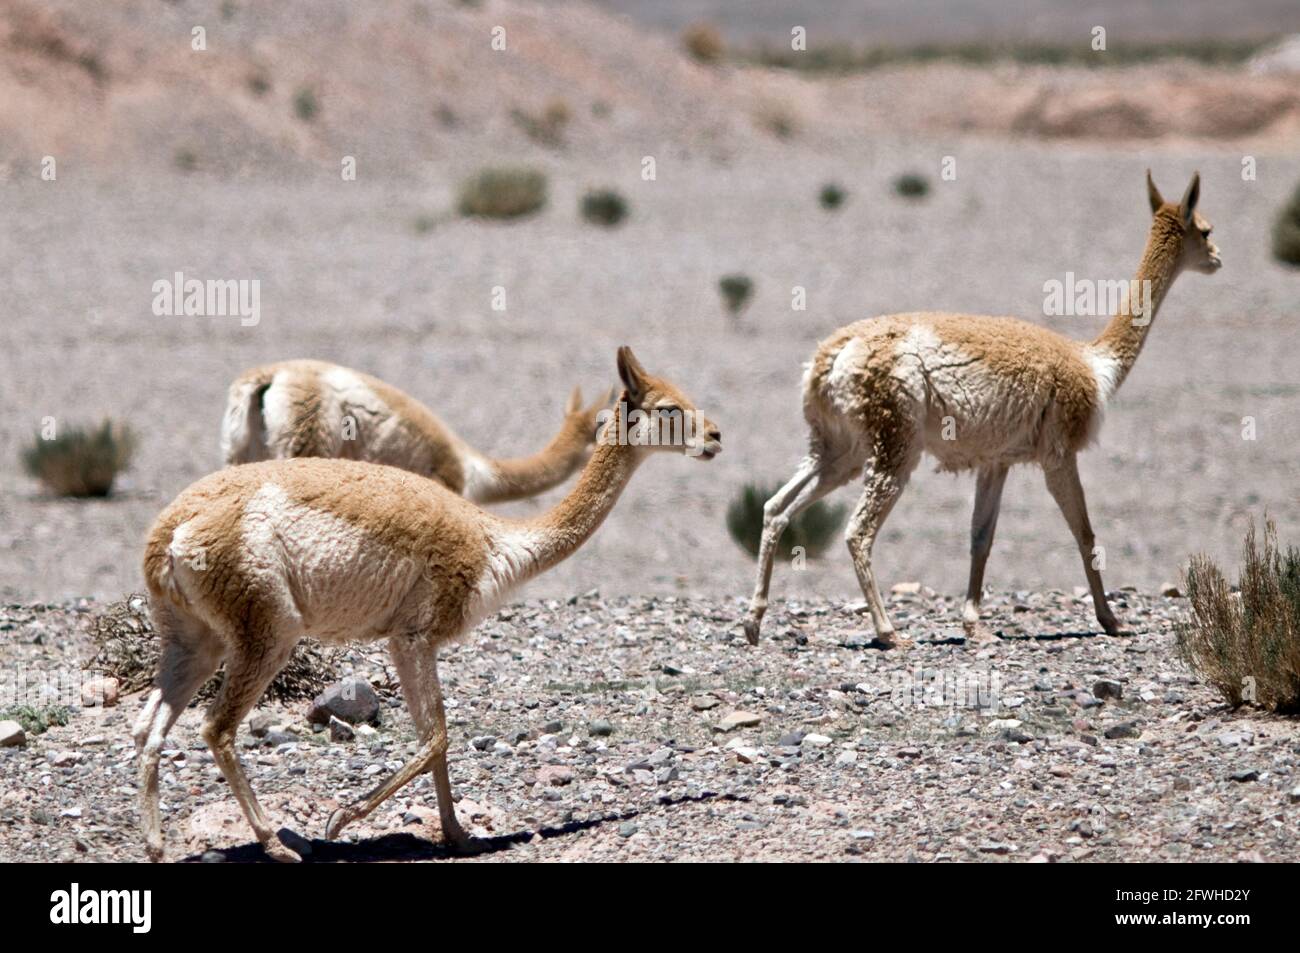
<box><xmin>457</xmin><ymin>167</ymin><xmax>548</xmax><ymax>220</ymax></box>
<box><xmin>22</xmin><ymin>419</ymin><xmax>135</xmax><ymax>497</ymax></box>
<box><xmin>819</xmin><ymin>183</ymin><xmax>847</xmax><ymax>210</ymax></box>
<box><xmin>246</xmin><ymin>73</ymin><xmax>271</xmax><ymax>97</ymax></box>
<box><xmin>755</xmin><ymin>102</ymin><xmax>798</xmax><ymax>139</ymax></box>
<box><xmin>893</xmin><ymin>173</ymin><xmax>930</xmax><ymax>199</ymax></box>
<box><xmin>512</xmin><ymin>98</ymin><xmax>571</xmax><ymax>147</ymax></box>
<box><xmin>293</xmin><ymin>87</ymin><xmax>319</xmax><ymax>121</ymax></box>
<box><xmin>727</xmin><ymin>482</ymin><xmax>847</xmax><ymax>560</ymax></box>
<box><xmin>0</xmin><ymin>705</ymin><xmax>71</xmax><ymax>735</ymax></box>
<box><xmin>174</xmin><ymin>148</ymin><xmax>198</xmax><ymax>172</ymax></box>
<box><xmin>718</xmin><ymin>274</ymin><xmax>754</xmax><ymax>316</ymax></box>
<box><xmin>1177</xmin><ymin>519</ymin><xmax>1300</xmax><ymax>712</ymax></box>
<box><xmin>1271</xmin><ymin>183</ymin><xmax>1300</xmax><ymax>266</ymax></box>
<box><xmin>580</xmin><ymin>189</ymin><xmax>629</xmax><ymax>227</ymax></box>
<box><xmin>683</xmin><ymin>22</ymin><xmax>724</xmax><ymax>64</ymax></box>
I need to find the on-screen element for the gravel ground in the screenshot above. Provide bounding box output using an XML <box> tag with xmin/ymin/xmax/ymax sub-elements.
<box><xmin>2</xmin><ymin>593</ymin><xmax>1297</xmax><ymax>863</ymax></box>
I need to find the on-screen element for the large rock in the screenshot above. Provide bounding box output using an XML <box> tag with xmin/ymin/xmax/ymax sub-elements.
<box><xmin>307</xmin><ymin>677</ymin><xmax>380</xmax><ymax>726</ymax></box>
<box><xmin>81</xmin><ymin>676</ymin><xmax>120</xmax><ymax>708</ymax></box>
<box><xmin>0</xmin><ymin>720</ymin><xmax>25</xmax><ymax>748</ymax></box>
<box><xmin>714</xmin><ymin>711</ymin><xmax>762</xmax><ymax>732</ymax></box>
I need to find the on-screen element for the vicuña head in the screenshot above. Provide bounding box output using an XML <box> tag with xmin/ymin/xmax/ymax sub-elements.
<box><xmin>1147</xmin><ymin>170</ymin><xmax>1221</xmax><ymax>275</ymax></box>
<box><xmin>135</xmin><ymin>346</ymin><xmax>717</xmax><ymax>862</ymax></box>
<box><xmin>597</xmin><ymin>347</ymin><xmax>722</xmax><ymax>460</ymax></box>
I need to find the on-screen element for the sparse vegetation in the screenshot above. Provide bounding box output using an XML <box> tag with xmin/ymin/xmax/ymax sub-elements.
<box><xmin>87</xmin><ymin>593</ymin><xmax>343</xmax><ymax>702</ymax></box>
<box><xmin>293</xmin><ymin>86</ymin><xmax>319</xmax><ymax>121</ymax></box>
<box><xmin>512</xmin><ymin>98</ymin><xmax>571</xmax><ymax>147</ymax></box>
<box><xmin>21</xmin><ymin>419</ymin><xmax>135</xmax><ymax>498</ymax></box>
<box><xmin>412</xmin><ymin>213</ymin><xmax>442</xmax><ymax>235</ymax></box>
<box><xmin>683</xmin><ymin>22</ymin><xmax>724</xmax><ymax>64</ymax></box>
<box><xmin>819</xmin><ymin>183</ymin><xmax>847</xmax><ymax>210</ymax></box>
<box><xmin>580</xmin><ymin>188</ymin><xmax>629</xmax><ymax>228</ymax></box>
<box><xmin>1271</xmin><ymin>182</ymin><xmax>1300</xmax><ymax>267</ymax></box>
<box><xmin>457</xmin><ymin>167</ymin><xmax>548</xmax><ymax>220</ymax></box>
<box><xmin>0</xmin><ymin>705</ymin><xmax>71</xmax><ymax>736</ymax></box>
<box><xmin>1177</xmin><ymin>520</ymin><xmax>1300</xmax><ymax>712</ymax></box>
<box><xmin>718</xmin><ymin>274</ymin><xmax>754</xmax><ymax>317</ymax></box>
<box><xmin>173</xmin><ymin>148</ymin><xmax>198</xmax><ymax>172</ymax></box>
<box><xmin>893</xmin><ymin>172</ymin><xmax>930</xmax><ymax>199</ymax></box>
<box><xmin>755</xmin><ymin>101</ymin><xmax>798</xmax><ymax>139</ymax></box>
<box><xmin>727</xmin><ymin>482</ymin><xmax>847</xmax><ymax>560</ymax></box>
<box><xmin>246</xmin><ymin>73</ymin><xmax>270</xmax><ymax>97</ymax></box>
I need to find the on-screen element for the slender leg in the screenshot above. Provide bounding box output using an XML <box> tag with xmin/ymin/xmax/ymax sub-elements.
<box><xmin>327</xmin><ymin>638</ymin><xmax>467</xmax><ymax>847</ymax></box>
<box><xmin>744</xmin><ymin>453</ymin><xmax>847</xmax><ymax>644</ymax></box>
<box><xmin>962</xmin><ymin>464</ymin><xmax>1009</xmax><ymax>639</ymax></box>
<box><xmin>1042</xmin><ymin>454</ymin><xmax>1120</xmax><ymax>635</ymax></box>
<box><xmin>201</xmin><ymin>637</ymin><xmax>302</xmax><ymax>863</ymax></box>
<box><xmin>133</xmin><ymin>605</ymin><xmax>223</xmax><ymax>862</ymax></box>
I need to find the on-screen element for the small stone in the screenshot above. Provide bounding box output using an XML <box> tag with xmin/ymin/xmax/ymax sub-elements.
<box><xmin>730</xmin><ymin>746</ymin><xmax>762</xmax><ymax>764</ymax></box>
<box><xmin>308</xmin><ymin>677</ymin><xmax>380</xmax><ymax>726</ymax></box>
<box><xmin>1230</xmin><ymin>768</ymin><xmax>1259</xmax><ymax>783</ymax></box>
<box><xmin>537</xmin><ymin>765</ymin><xmax>575</xmax><ymax>786</ymax></box>
<box><xmin>248</xmin><ymin>712</ymin><xmax>276</xmax><ymax>737</ymax></box>
<box><xmin>542</xmin><ymin>720</ymin><xmax>564</xmax><ymax>734</ymax></box>
<box><xmin>896</xmin><ymin>746</ymin><xmax>923</xmax><ymax>759</ymax></box>
<box><xmin>354</xmin><ymin>724</ymin><xmax>378</xmax><ymax>739</ymax></box>
<box><xmin>1104</xmin><ymin>721</ymin><xmax>1140</xmax><ymax>740</ymax></box>
<box><xmin>47</xmin><ymin>750</ymin><xmax>81</xmax><ymax>767</ymax></box>
<box><xmin>714</xmin><ymin>711</ymin><xmax>762</xmax><ymax>732</ymax></box>
<box><xmin>328</xmin><ymin>716</ymin><xmax>355</xmax><ymax>743</ymax></box>
<box><xmin>1288</xmin><ymin>786</ymin><xmax>1300</xmax><ymax>804</ymax></box>
<box><xmin>470</xmin><ymin>735</ymin><xmax>497</xmax><ymax>751</ymax></box>
<box><xmin>618</xmin><ymin>821</ymin><xmax>638</xmax><ymax>838</ymax></box>
<box><xmin>690</xmin><ymin>695</ymin><xmax>720</xmax><ymax>712</ymax></box>
<box><xmin>1159</xmin><ymin>583</ymin><xmax>1182</xmax><ymax>598</ymax></box>
<box><xmin>891</xmin><ymin>581</ymin><xmax>922</xmax><ymax>595</ymax></box>
<box><xmin>200</xmin><ymin>850</ymin><xmax>226</xmax><ymax>863</ymax></box>
<box><xmin>835</xmin><ymin>750</ymin><xmax>858</xmax><ymax>766</ymax></box>
<box><xmin>1217</xmin><ymin>731</ymin><xmax>1254</xmax><ymax>748</ymax></box>
<box><xmin>1092</xmin><ymin>679</ymin><xmax>1123</xmax><ymax>701</ymax></box>
<box><xmin>802</xmin><ymin>733</ymin><xmax>833</xmax><ymax>747</ymax></box>
<box><xmin>0</xmin><ymin>720</ymin><xmax>25</xmax><ymax>748</ymax></box>
<box><xmin>778</xmin><ymin>730</ymin><xmax>806</xmax><ymax>747</ymax></box>
<box><xmin>80</xmin><ymin>676</ymin><xmax>120</xmax><ymax>708</ymax></box>
<box><xmin>588</xmin><ymin>719</ymin><xmax>614</xmax><ymax>737</ymax></box>
<box><xmin>978</xmin><ymin>842</ymin><xmax>1013</xmax><ymax>855</ymax></box>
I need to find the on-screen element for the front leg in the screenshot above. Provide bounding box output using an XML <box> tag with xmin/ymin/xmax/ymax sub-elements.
<box><xmin>1042</xmin><ymin>455</ymin><xmax>1120</xmax><ymax>635</ymax></box>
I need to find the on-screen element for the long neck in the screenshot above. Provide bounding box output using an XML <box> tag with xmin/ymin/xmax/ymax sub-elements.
<box><xmin>510</xmin><ymin>437</ymin><xmax>644</xmax><ymax>583</ymax></box>
<box><xmin>1092</xmin><ymin>212</ymin><xmax>1184</xmax><ymax>392</ymax></box>
<box><xmin>472</xmin><ymin>430</ymin><xmax>586</xmax><ymax>504</ymax></box>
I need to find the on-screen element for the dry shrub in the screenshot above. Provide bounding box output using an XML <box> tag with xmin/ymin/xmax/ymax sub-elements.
<box><xmin>512</xmin><ymin>98</ymin><xmax>571</xmax><ymax>147</ymax></box>
<box><xmin>683</xmin><ymin>22</ymin><xmax>724</xmax><ymax>64</ymax></box>
<box><xmin>457</xmin><ymin>167</ymin><xmax>548</xmax><ymax>220</ymax></box>
<box><xmin>754</xmin><ymin>101</ymin><xmax>798</xmax><ymax>139</ymax></box>
<box><xmin>1177</xmin><ymin>520</ymin><xmax>1300</xmax><ymax>712</ymax></box>
<box><xmin>580</xmin><ymin>188</ymin><xmax>629</xmax><ymax>227</ymax></box>
<box><xmin>22</xmin><ymin>419</ymin><xmax>135</xmax><ymax>497</ymax></box>
<box><xmin>717</xmin><ymin>273</ymin><xmax>754</xmax><ymax>316</ymax></box>
<box><xmin>87</xmin><ymin>594</ymin><xmax>343</xmax><ymax>703</ymax></box>
<box><xmin>726</xmin><ymin>482</ymin><xmax>846</xmax><ymax>560</ymax></box>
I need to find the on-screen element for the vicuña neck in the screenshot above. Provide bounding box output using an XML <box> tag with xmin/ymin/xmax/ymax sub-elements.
<box><xmin>513</xmin><ymin>430</ymin><xmax>644</xmax><ymax>582</ymax></box>
<box><xmin>474</xmin><ymin>432</ymin><xmax>587</xmax><ymax>504</ymax></box>
<box><xmin>1092</xmin><ymin>212</ymin><xmax>1184</xmax><ymax>393</ymax></box>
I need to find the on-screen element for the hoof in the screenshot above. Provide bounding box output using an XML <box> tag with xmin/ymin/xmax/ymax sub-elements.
<box><xmin>262</xmin><ymin>838</ymin><xmax>302</xmax><ymax>864</ymax></box>
<box><xmin>873</xmin><ymin>631</ymin><xmax>913</xmax><ymax>651</ymax></box>
<box><xmin>325</xmin><ymin>807</ymin><xmax>353</xmax><ymax>841</ymax></box>
<box><xmin>145</xmin><ymin>842</ymin><xmax>164</xmax><ymax>863</ymax></box>
<box><xmin>742</xmin><ymin>617</ymin><xmax>761</xmax><ymax>646</ymax></box>
<box><xmin>1099</xmin><ymin>616</ymin><xmax>1122</xmax><ymax>637</ymax></box>
<box><xmin>962</xmin><ymin>619</ymin><xmax>1000</xmax><ymax>646</ymax></box>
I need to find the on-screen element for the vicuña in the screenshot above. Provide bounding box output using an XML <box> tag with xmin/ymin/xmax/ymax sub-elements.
<box><xmin>745</xmin><ymin>171</ymin><xmax>1220</xmax><ymax>647</ymax></box>
<box><xmin>222</xmin><ymin>359</ymin><xmax>610</xmax><ymax>504</ymax></box>
<box><xmin>134</xmin><ymin>347</ymin><xmax>721</xmax><ymax>861</ymax></box>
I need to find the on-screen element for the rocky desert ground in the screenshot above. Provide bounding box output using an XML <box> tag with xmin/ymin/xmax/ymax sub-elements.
<box><xmin>1</xmin><ymin>0</ymin><xmax>1298</xmax><ymax>862</ymax></box>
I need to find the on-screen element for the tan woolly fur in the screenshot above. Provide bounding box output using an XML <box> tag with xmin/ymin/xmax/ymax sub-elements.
<box><xmin>134</xmin><ymin>347</ymin><xmax>721</xmax><ymax>862</ymax></box>
<box><xmin>221</xmin><ymin>359</ymin><xmax>610</xmax><ymax>504</ymax></box>
<box><xmin>744</xmin><ymin>171</ymin><xmax>1220</xmax><ymax>648</ymax></box>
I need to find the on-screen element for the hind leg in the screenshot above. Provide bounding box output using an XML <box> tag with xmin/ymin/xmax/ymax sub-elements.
<box><xmin>845</xmin><ymin>439</ymin><xmax>920</xmax><ymax>647</ymax></box>
<box><xmin>962</xmin><ymin>464</ymin><xmax>1009</xmax><ymax>641</ymax></box>
<box><xmin>744</xmin><ymin>453</ymin><xmax>849</xmax><ymax>644</ymax></box>
<box><xmin>133</xmin><ymin>602</ymin><xmax>224</xmax><ymax>862</ymax></box>
<box><xmin>201</xmin><ymin>631</ymin><xmax>302</xmax><ymax>862</ymax></box>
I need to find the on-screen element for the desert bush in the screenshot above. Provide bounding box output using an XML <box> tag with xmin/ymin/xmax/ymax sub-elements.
<box><xmin>754</xmin><ymin>101</ymin><xmax>798</xmax><ymax>139</ymax></box>
<box><xmin>87</xmin><ymin>594</ymin><xmax>343</xmax><ymax>703</ymax></box>
<box><xmin>0</xmin><ymin>705</ymin><xmax>71</xmax><ymax>736</ymax></box>
<box><xmin>22</xmin><ymin>419</ymin><xmax>135</xmax><ymax>498</ymax></box>
<box><xmin>683</xmin><ymin>22</ymin><xmax>724</xmax><ymax>64</ymax></box>
<box><xmin>173</xmin><ymin>148</ymin><xmax>198</xmax><ymax>172</ymax></box>
<box><xmin>293</xmin><ymin>86</ymin><xmax>319</xmax><ymax>121</ymax></box>
<box><xmin>718</xmin><ymin>274</ymin><xmax>754</xmax><ymax>316</ymax></box>
<box><xmin>819</xmin><ymin>182</ymin><xmax>847</xmax><ymax>210</ymax></box>
<box><xmin>893</xmin><ymin>173</ymin><xmax>930</xmax><ymax>199</ymax></box>
<box><xmin>246</xmin><ymin>73</ymin><xmax>270</xmax><ymax>97</ymax></box>
<box><xmin>727</xmin><ymin>482</ymin><xmax>847</xmax><ymax>560</ymax></box>
<box><xmin>457</xmin><ymin>167</ymin><xmax>548</xmax><ymax>220</ymax></box>
<box><xmin>1177</xmin><ymin>520</ymin><xmax>1300</xmax><ymax>712</ymax></box>
<box><xmin>1271</xmin><ymin>182</ymin><xmax>1300</xmax><ymax>266</ymax></box>
<box><xmin>512</xmin><ymin>98</ymin><xmax>571</xmax><ymax>147</ymax></box>
<box><xmin>580</xmin><ymin>188</ymin><xmax>629</xmax><ymax>227</ymax></box>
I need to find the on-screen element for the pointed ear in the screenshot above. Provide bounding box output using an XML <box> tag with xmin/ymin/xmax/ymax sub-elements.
<box><xmin>1146</xmin><ymin>169</ymin><xmax>1164</xmax><ymax>214</ymax></box>
<box><xmin>616</xmin><ymin>346</ymin><xmax>648</xmax><ymax>401</ymax></box>
<box><xmin>564</xmin><ymin>386</ymin><xmax>583</xmax><ymax>415</ymax></box>
<box><xmin>1179</xmin><ymin>172</ymin><xmax>1200</xmax><ymax>227</ymax></box>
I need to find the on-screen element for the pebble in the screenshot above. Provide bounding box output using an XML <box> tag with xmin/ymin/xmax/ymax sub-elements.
<box><xmin>1104</xmin><ymin>722</ymin><xmax>1140</xmax><ymax>740</ymax></box>
<box><xmin>308</xmin><ymin>677</ymin><xmax>381</xmax><ymax>726</ymax></box>
<box><xmin>715</xmin><ymin>711</ymin><xmax>762</xmax><ymax>732</ymax></box>
<box><xmin>1092</xmin><ymin>679</ymin><xmax>1123</xmax><ymax>701</ymax></box>
<box><xmin>328</xmin><ymin>716</ymin><xmax>355</xmax><ymax>743</ymax></box>
<box><xmin>0</xmin><ymin>720</ymin><xmax>25</xmax><ymax>748</ymax></box>
<box><xmin>80</xmin><ymin>676</ymin><xmax>120</xmax><ymax>708</ymax></box>
<box><xmin>588</xmin><ymin>720</ymin><xmax>614</xmax><ymax>737</ymax></box>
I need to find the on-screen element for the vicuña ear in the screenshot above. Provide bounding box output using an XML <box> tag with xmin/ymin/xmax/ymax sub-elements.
<box><xmin>565</xmin><ymin>386</ymin><xmax>583</xmax><ymax>415</ymax></box>
<box><xmin>1146</xmin><ymin>169</ymin><xmax>1164</xmax><ymax>215</ymax></box>
<box><xmin>1179</xmin><ymin>172</ymin><xmax>1200</xmax><ymax>227</ymax></box>
<box><xmin>616</xmin><ymin>346</ymin><xmax>648</xmax><ymax>401</ymax></box>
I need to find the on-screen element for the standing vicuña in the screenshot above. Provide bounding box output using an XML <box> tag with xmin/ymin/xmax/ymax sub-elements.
<box><xmin>134</xmin><ymin>348</ymin><xmax>720</xmax><ymax>862</ymax></box>
<box><xmin>745</xmin><ymin>171</ymin><xmax>1220</xmax><ymax>647</ymax></box>
<box><xmin>222</xmin><ymin>359</ymin><xmax>610</xmax><ymax>504</ymax></box>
